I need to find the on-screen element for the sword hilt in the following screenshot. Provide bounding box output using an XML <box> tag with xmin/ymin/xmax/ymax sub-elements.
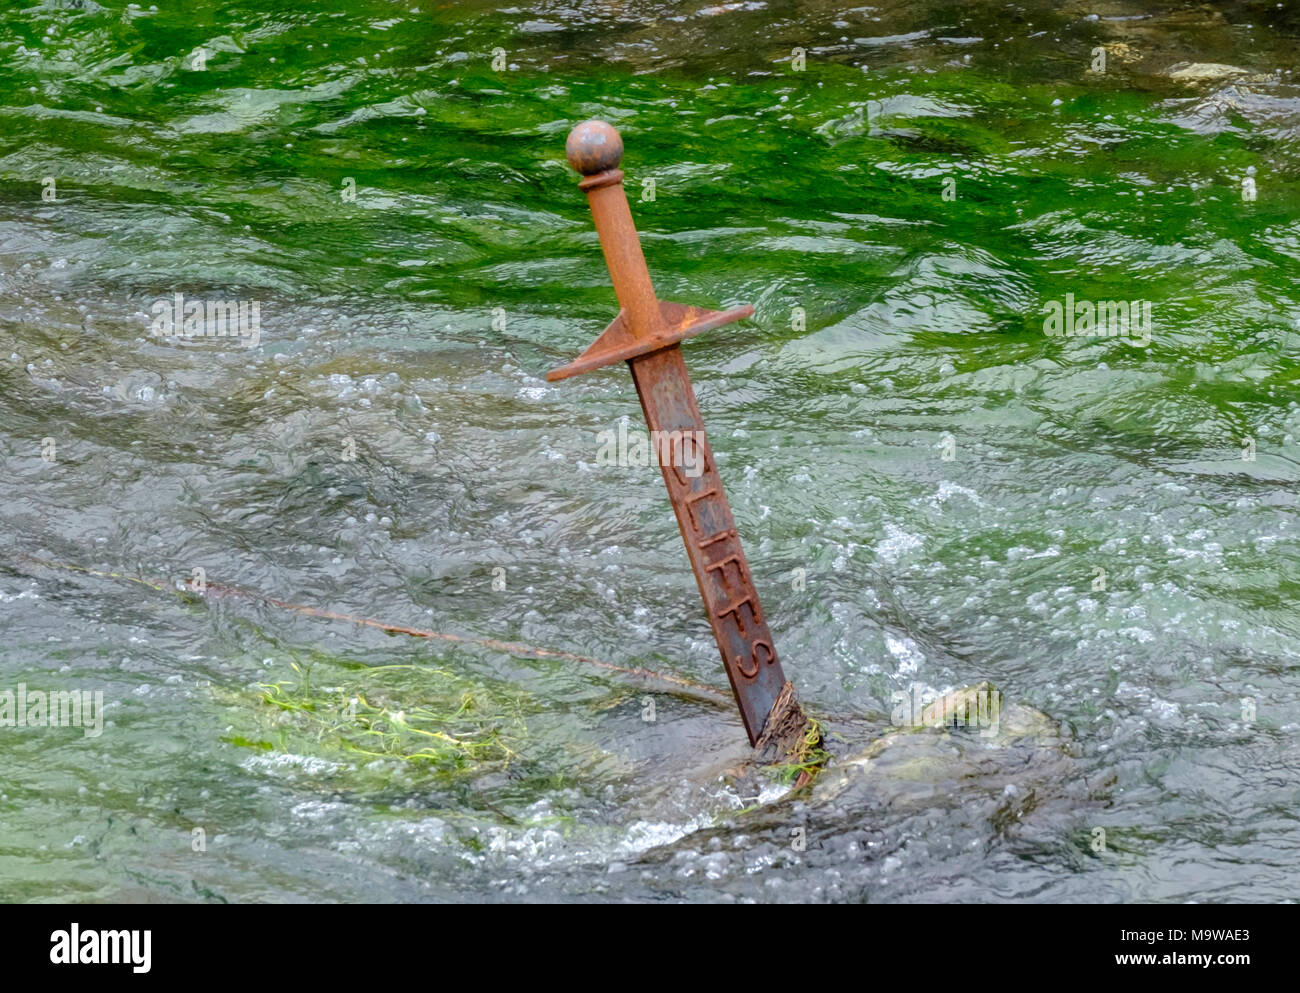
<box><xmin>547</xmin><ymin>121</ymin><xmax>753</xmax><ymax>382</ymax></box>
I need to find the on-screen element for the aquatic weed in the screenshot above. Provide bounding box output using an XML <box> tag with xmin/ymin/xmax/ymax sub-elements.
<box><xmin>248</xmin><ymin>659</ymin><xmax>526</xmax><ymax>772</ymax></box>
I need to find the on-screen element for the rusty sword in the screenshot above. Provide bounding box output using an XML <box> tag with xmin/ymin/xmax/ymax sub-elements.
<box><xmin>548</xmin><ymin>120</ymin><xmax>803</xmax><ymax>747</ymax></box>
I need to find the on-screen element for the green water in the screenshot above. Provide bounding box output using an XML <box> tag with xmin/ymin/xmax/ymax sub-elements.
<box><xmin>1</xmin><ymin>0</ymin><xmax>1298</xmax><ymax>902</ymax></box>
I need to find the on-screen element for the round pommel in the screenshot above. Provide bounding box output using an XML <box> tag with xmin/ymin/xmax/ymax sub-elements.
<box><xmin>566</xmin><ymin>120</ymin><xmax>623</xmax><ymax>175</ymax></box>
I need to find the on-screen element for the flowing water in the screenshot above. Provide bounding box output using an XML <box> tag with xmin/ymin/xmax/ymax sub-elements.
<box><xmin>1</xmin><ymin>0</ymin><xmax>1298</xmax><ymax>902</ymax></box>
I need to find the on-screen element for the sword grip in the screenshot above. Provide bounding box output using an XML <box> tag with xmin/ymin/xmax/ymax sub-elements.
<box><xmin>566</xmin><ymin>121</ymin><xmax>662</xmax><ymax>343</ymax></box>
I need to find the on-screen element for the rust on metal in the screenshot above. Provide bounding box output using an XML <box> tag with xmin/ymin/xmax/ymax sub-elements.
<box><xmin>549</xmin><ymin>120</ymin><xmax>805</xmax><ymax>747</ymax></box>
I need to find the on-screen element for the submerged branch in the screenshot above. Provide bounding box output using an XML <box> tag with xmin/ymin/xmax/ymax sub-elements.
<box><xmin>13</xmin><ymin>554</ymin><xmax>733</xmax><ymax>707</ymax></box>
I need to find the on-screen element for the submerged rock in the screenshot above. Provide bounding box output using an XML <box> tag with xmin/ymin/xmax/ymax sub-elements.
<box><xmin>1165</xmin><ymin>62</ymin><xmax>1273</xmax><ymax>84</ymax></box>
<box><xmin>637</xmin><ymin>683</ymin><xmax>1103</xmax><ymax>876</ymax></box>
<box><xmin>809</xmin><ymin>683</ymin><xmax>1076</xmax><ymax>815</ymax></box>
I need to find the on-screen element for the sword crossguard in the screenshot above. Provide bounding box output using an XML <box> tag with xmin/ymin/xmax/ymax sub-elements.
<box><xmin>547</xmin><ymin>120</ymin><xmax>753</xmax><ymax>383</ymax></box>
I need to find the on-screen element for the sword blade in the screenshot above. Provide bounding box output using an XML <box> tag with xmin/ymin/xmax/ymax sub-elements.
<box><xmin>627</xmin><ymin>345</ymin><xmax>787</xmax><ymax>744</ymax></box>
